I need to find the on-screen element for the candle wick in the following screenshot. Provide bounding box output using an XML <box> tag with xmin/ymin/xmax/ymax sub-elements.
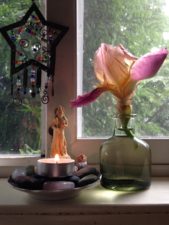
<box><xmin>54</xmin><ymin>158</ymin><xmax>59</xmax><ymax>163</ymax></box>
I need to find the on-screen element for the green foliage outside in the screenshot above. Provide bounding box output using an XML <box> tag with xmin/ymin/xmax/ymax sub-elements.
<box><xmin>0</xmin><ymin>0</ymin><xmax>41</xmax><ymax>154</ymax></box>
<box><xmin>1</xmin><ymin>0</ymin><xmax>169</xmax><ymax>153</ymax></box>
<box><xmin>82</xmin><ymin>0</ymin><xmax>169</xmax><ymax>137</ymax></box>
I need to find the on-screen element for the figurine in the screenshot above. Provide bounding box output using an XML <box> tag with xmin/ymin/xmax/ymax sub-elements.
<box><xmin>76</xmin><ymin>154</ymin><xmax>87</xmax><ymax>169</ymax></box>
<box><xmin>49</xmin><ymin>105</ymin><xmax>69</xmax><ymax>158</ymax></box>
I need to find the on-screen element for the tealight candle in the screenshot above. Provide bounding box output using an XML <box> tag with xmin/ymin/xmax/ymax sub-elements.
<box><xmin>37</xmin><ymin>155</ymin><xmax>75</xmax><ymax>178</ymax></box>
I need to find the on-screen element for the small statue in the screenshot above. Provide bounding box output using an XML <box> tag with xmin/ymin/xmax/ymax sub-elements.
<box><xmin>49</xmin><ymin>105</ymin><xmax>70</xmax><ymax>158</ymax></box>
<box><xmin>76</xmin><ymin>154</ymin><xmax>87</xmax><ymax>169</ymax></box>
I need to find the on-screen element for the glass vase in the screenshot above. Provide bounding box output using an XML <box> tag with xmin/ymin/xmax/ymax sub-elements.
<box><xmin>100</xmin><ymin>114</ymin><xmax>151</xmax><ymax>191</ymax></box>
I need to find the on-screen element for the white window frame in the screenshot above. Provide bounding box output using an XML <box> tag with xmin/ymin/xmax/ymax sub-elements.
<box><xmin>0</xmin><ymin>0</ymin><xmax>169</xmax><ymax>177</ymax></box>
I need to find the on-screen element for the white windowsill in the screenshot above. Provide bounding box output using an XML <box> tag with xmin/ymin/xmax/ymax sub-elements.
<box><xmin>1</xmin><ymin>177</ymin><xmax>169</xmax><ymax>225</ymax></box>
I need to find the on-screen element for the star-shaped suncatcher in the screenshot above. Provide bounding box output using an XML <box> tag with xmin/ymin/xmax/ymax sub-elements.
<box><xmin>0</xmin><ymin>1</ymin><xmax>68</xmax><ymax>104</ymax></box>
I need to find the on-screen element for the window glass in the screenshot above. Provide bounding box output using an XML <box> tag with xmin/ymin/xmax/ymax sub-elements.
<box><xmin>0</xmin><ymin>0</ymin><xmax>41</xmax><ymax>154</ymax></box>
<box><xmin>78</xmin><ymin>0</ymin><xmax>169</xmax><ymax>138</ymax></box>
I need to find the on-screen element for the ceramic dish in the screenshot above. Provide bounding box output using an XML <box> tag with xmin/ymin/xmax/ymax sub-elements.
<box><xmin>10</xmin><ymin>180</ymin><xmax>99</xmax><ymax>200</ymax></box>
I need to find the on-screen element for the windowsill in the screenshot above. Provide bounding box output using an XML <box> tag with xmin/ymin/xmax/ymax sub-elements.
<box><xmin>1</xmin><ymin>177</ymin><xmax>169</xmax><ymax>225</ymax></box>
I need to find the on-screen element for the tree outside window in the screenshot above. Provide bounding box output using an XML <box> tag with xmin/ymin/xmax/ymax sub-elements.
<box><xmin>0</xmin><ymin>0</ymin><xmax>41</xmax><ymax>154</ymax></box>
<box><xmin>80</xmin><ymin>0</ymin><xmax>169</xmax><ymax>138</ymax></box>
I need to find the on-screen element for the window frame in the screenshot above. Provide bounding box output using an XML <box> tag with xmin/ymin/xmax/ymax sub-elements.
<box><xmin>0</xmin><ymin>0</ymin><xmax>169</xmax><ymax>177</ymax></box>
<box><xmin>71</xmin><ymin>0</ymin><xmax>169</xmax><ymax>176</ymax></box>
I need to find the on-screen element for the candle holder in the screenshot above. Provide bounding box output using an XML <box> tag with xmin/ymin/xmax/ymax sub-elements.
<box><xmin>37</xmin><ymin>158</ymin><xmax>75</xmax><ymax>178</ymax></box>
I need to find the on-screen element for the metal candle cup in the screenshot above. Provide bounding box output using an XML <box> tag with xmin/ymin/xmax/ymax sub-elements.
<box><xmin>37</xmin><ymin>158</ymin><xmax>75</xmax><ymax>178</ymax></box>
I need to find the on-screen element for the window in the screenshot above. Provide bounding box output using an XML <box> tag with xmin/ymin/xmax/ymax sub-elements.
<box><xmin>0</xmin><ymin>0</ymin><xmax>43</xmax><ymax>156</ymax></box>
<box><xmin>0</xmin><ymin>0</ymin><xmax>46</xmax><ymax>174</ymax></box>
<box><xmin>75</xmin><ymin>0</ymin><xmax>169</xmax><ymax>174</ymax></box>
<box><xmin>0</xmin><ymin>0</ymin><xmax>169</xmax><ymax>176</ymax></box>
<box><xmin>78</xmin><ymin>0</ymin><xmax>169</xmax><ymax>138</ymax></box>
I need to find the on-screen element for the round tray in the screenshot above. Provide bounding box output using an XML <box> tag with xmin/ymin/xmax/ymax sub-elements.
<box><xmin>10</xmin><ymin>180</ymin><xmax>99</xmax><ymax>200</ymax></box>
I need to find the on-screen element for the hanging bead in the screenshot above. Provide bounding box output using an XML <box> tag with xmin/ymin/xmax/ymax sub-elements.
<box><xmin>13</xmin><ymin>76</ymin><xmax>22</xmax><ymax>104</ymax></box>
<box><xmin>36</xmin><ymin>67</ymin><xmax>41</xmax><ymax>93</ymax></box>
<box><xmin>30</xmin><ymin>69</ymin><xmax>36</xmax><ymax>85</ymax></box>
<box><xmin>30</xmin><ymin>68</ymin><xmax>36</xmax><ymax>98</ymax></box>
<box><xmin>16</xmin><ymin>76</ymin><xmax>22</xmax><ymax>89</ymax></box>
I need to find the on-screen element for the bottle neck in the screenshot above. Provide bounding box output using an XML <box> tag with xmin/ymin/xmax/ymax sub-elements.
<box><xmin>113</xmin><ymin>114</ymin><xmax>135</xmax><ymax>137</ymax></box>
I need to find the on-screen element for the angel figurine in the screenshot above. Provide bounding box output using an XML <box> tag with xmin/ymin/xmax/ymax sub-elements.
<box><xmin>49</xmin><ymin>105</ymin><xmax>69</xmax><ymax>158</ymax></box>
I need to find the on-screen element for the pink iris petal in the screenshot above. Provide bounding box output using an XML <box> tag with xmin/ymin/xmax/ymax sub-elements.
<box><xmin>131</xmin><ymin>48</ymin><xmax>168</xmax><ymax>81</ymax></box>
<box><xmin>71</xmin><ymin>87</ymin><xmax>106</xmax><ymax>107</ymax></box>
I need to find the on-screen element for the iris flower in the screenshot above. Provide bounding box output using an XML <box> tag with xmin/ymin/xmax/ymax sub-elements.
<box><xmin>71</xmin><ymin>44</ymin><xmax>168</xmax><ymax>116</ymax></box>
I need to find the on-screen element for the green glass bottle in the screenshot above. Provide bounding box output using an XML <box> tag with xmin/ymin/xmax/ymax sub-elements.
<box><xmin>100</xmin><ymin>114</ymin><xmax>151</xmax><ymax>191</ymax></box>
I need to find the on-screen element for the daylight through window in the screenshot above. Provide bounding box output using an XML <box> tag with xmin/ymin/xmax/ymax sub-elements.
<box><xmin>0</xmin><ymin>0</ymin><xmax>42</xmax><ymax>154</ymax></box>
<box><xmin>77</xmin><ymin>0</ymin><xmax>169</xmax><ymax>138</ymax></box>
